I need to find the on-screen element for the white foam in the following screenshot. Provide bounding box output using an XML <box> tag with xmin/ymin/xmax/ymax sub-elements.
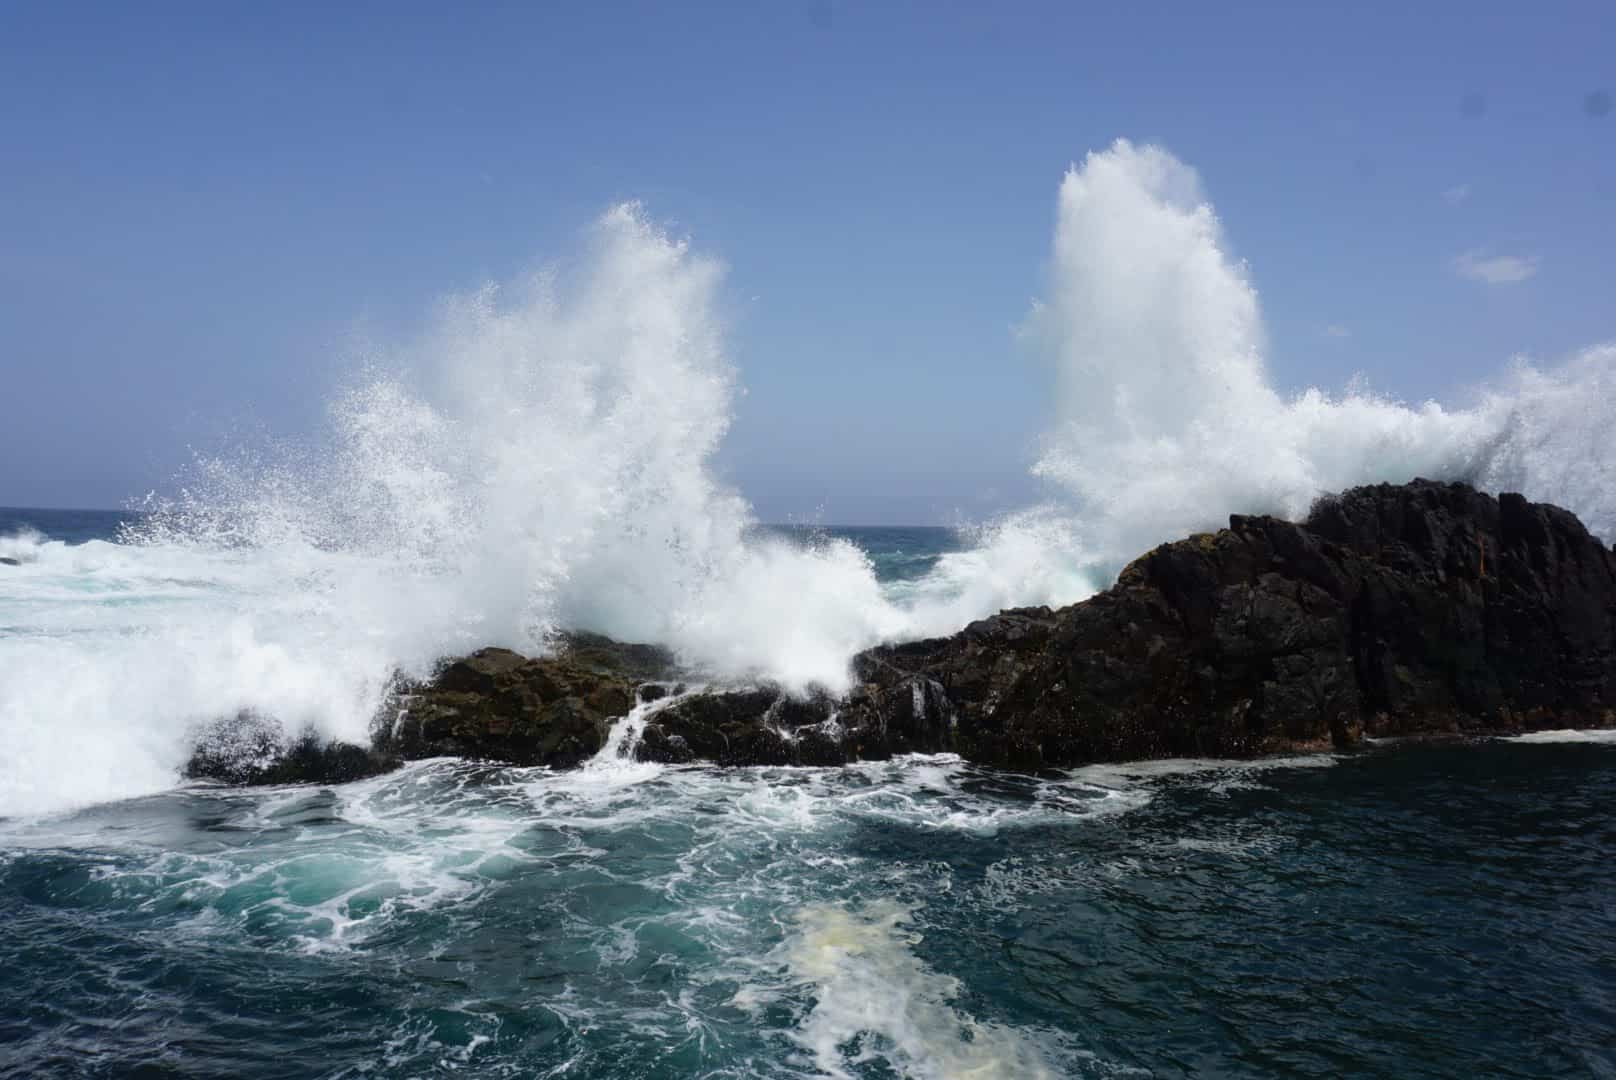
<box><xmin>1071</xmin><ymin>753</ymin><xmax>1340</xmax><ymax>790</ymax></box>
<box><xmin>589</xmin><ymin>684</ymin><xmax>704</xmax><ymax>772</ymax></box>
<box><xmin>1502</xmin><ymin>728</ymin><xmax>1616</xmax><ymax>745</ymax></box>
<box><xmin>1</xmin><ymin>209</ymin><xmax>904</xmax><ymax>815</ymax></box>
<box><xmin>0</xmin><ymin>526</ymin><xmax>47</xmax><ymax>565</ymax></box>
<box><xmin>835</xmin><ymin>755</ymin><xmax>1146</xmax><ymax>835</ymax></box>
<box><xmin>758</xmin><ymin>900</ymin><xmax>1069</xmax><ymax>1079</ymax></box>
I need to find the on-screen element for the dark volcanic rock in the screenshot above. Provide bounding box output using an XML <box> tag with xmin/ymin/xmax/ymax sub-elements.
<box><xmin>383</xmin><ymin>637</ymin><xmax>678</xmax><ymax>768</ymax></box>
<box><xmin>186</xmin><ymin>712</ymin><xmax>398</xmax><ymax>786</ymax></box>
<box><xmin>194</xmin><ymin>480</ymin><xmax>1616</xmax><ymax>783</ymax></box>
<box><xmin>555</xmin><ymin>631</ymin><xmax>678</xmax><ymax>681</ymax></box>
<box><xmin>387</xmin><ymin>648</ymin><xmax>631</xmax><ymax>767</ymax></box>
<box><xmin>189</xmin><ymin>635</ymin><xmax>679</xmax><ymax>788</ymax></box>
<box><xmin>853</xmin><ymin>480</ymin><xmax>1616</xmax><ymax>769</ymax></box>
<box><xmin>636</xmin><ymin>686</ymin><xmax>850</xmax><ymax>766</ymax></box>
<box><xmin>635</xmin><ymin>675</ymin><xmax>959</xmax><ymax>767</ymax></box>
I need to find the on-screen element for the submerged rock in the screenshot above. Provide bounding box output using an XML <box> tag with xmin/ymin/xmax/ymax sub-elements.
<box><xmin>185</xmin><ymin>711</ymin><xmax>398</xmax><ymax>786</ymax></box>
<box><xmin>854</xmin><ymin>480</ymin><xmax>1616</xmax><ymax>769</ymax></box>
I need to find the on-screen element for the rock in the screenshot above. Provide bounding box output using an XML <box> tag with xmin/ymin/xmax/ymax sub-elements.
<box><xmin>632</xmin><ymin>673</ymin><xmax>961</xmax><ymax>767</ymax></box>
<box><xmin>200</xmin><ymin>480</ymin><xmax>1616</xmax><ymax>782</ymax></box>
<box><xmin>638</xmin><ymin>687</ymin><xmax>841</xmax><ymax>766</ymax></box>
<box><xmin>384</xmin><ymin>646</ymin><xmax>640</xmax><ymax>767</ymax></box>
<box><xmin>381</xmin><ymin>635</ymin><xmax>681</xmax><ymax>768</ymax></box>
<box><xmin>853</xmin><ymin>480</ymin><xmax>1616</xmax><ymax>769</ymax></box>
<box><xmin>185</xmin><ymin>712</ymin><xmax>398</xmax><ymax>786</ymax></box>
<box><xmin>0</xmin><ymin>556</ymin><xmax>21</xmax><ymax>566</ymax></box>
<box><xmin>555</xmin><ymin>631</ymin><xmax>678</xmax><ymax>680</ymax></box>
<box><xmin>839</xmin><ymin>668</ymin><xmax>960</xmax><ymax>756</ymax></box>
<box><xmin>186</xmin><ymin>634</ymin><xmax>679</xmax><ymax>788</ymax></box>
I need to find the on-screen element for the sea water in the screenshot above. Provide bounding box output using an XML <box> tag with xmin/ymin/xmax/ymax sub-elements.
<box><xmin>2</xmin><ymin>511</ymin><xmax>1614</xmax><ymax>1078</ymax></box>
<box><xmin>4</xmin><ymin>140</ymin><xmax>1615</xmax><ymax>1075</ymax></box>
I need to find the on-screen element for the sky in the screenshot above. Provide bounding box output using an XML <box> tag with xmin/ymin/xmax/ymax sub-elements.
<box><xmin>1</xmin><ymin>1</ymin><xmax>1612</xmax><ymax>523</ymax></box>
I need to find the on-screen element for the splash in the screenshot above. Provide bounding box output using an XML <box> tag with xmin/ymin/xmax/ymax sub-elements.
<box><xmin>0</xmin><ymin>207</ymin><xmax>904</xmax><ymax>816</ymax></box>
<box><xmin>132</xmin><ymin>204</ymin><xmax>908</xmax><ymax>690</ymax></box>
<box><xmin>0</xmin><ymin>526</ymin><xmax>47</xmax><ymax>564</ymax></box>
<box><xmin>3</xmin><ymin>147</ymin><xmax>1613</xmax><ymax>817</ymax></box>
<box><xmin>1014</xmin><ymin>139</ymin><xmax>1612</xmax><ymax>582</ymax></box>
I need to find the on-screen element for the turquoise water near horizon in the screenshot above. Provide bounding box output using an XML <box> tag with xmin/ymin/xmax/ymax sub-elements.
<box><xmin>0</xmin><ymin>508</ymin><xmax>968</xmax><ymax>582</ymax></box>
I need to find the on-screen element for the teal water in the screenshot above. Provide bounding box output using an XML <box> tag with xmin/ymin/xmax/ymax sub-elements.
<box><xmin>2</xmin><ymin>511</ymin><xmax>1614</xmax><ymax>1078</ymax></box>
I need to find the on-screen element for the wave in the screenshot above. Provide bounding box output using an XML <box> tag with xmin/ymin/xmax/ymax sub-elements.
<box><xmin>1018</xmin><ymin>139</ymin><xmax>1612</xmax><ymax>576</ymax></box>
<box><xmin>0</xmin><ymin>526</ymin><xmax>47</xmax><ymax>565</ymax></box>
<box><xmin>2</xmin><ymin>146</ymin><xmax>1612</xmax><ymax>816</ymax></box>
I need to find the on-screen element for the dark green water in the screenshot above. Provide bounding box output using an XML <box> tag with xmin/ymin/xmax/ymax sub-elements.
<box><xmin>2</xmin><ymin>740</ymin><xmax>1612</xmax><ymax>1078</ymax></box>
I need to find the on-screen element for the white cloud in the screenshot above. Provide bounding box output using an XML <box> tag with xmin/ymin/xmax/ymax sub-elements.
<box><xmin>1323</xmin><ymin>324</ymin><xmax>1351</xmax><ymax>339</ymax></box>
<box><xmin>1453</xmin><ymin>250</ymin><xmax>1540</xmax><ymax>284</ymax></box>
<box><xmin>1443</xmin><ymin>183</ymin><xmax>1471</xmax><ymax>205</ymax></box>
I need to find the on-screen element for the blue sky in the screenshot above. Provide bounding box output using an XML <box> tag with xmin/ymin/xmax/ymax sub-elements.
<box><xmin>1</xmin><ymin>1</ymin><xmax>1612</xmax><ymax>522</ymax></box>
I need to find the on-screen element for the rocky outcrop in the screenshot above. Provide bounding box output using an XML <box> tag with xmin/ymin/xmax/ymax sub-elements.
<box><xmin>185</xmin><ymin>634</ymin><xmax>678</xmax><ymax>785</ymax></box>
<box><xmin>852</xmin><ymin>480</ymin><xmax>1616</xmax><ymax>769</ymax></box>
<box><xmin>383</xmin><ymin>636</ymin><xmax>673</xmax><ymax>768</ymax></box>
<box><xmin>189</xmin><ymin>480</ymin><xmax>1616</xmax><ymax>785</ymax></box>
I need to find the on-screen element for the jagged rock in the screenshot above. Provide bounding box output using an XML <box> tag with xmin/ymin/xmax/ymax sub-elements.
<box><xmin>839</xmin><ymin>668</ymin><xmax>959</xmax><ymax>756</ymax></box>
<box><xmin>855</xmin><ymin>480</ymin><xmax>1616</xmax><ymax>769</ymax></box>
<box><xmin>636</xmin><ymin>687</ymin><xmax>844</xmax><ymax>766</ymax></box>
<box><xmin>632</xmin><ymin>673</ymin><xmax>961</xmax><ymax>767</ymax></box>
<box><xmin>184</xmin><ymin>480</ymin><xmax>1616</xmax><ymax>784</ymax></box>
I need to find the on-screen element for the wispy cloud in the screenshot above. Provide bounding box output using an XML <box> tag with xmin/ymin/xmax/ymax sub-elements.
<box><xmin>1453</xmin><ymin>250</ymin><xmax>1540</xmax><ymax>284</ymax></box>
<box><xmin>1323</xmin><ymin>324</ymin><xmax>1351</xmax><ymax>339</ymax></box>
<box><xmin>1442</xmin><ymin>183</ymin><xmax>1470</xmax><ymax>205</ymax></box>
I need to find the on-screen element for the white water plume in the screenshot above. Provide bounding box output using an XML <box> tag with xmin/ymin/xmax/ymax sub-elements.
<box><xmin>1022</xmin><ymin>140</ymin><xmax>1611</xmax><ymax>567</ymax></box>
<box><xmin>0</xmin><ymin>205</ymin><xmax>905</xmax><ymax>816</ymax></box>
<box><xmin>133</xmin><ymin>203</ymin><xmax>911</xmax><ymax>689</ymax></box>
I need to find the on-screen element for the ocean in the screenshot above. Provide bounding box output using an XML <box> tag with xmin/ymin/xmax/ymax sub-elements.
<box><xmin>5</xmin><ymin>144</ymin><xmax>1616</xmax><ymax>1077</ymax></box>
<box><xmin>2</xmin><ymin>508</ymin><xmax>1614</xmax><ymax>1078</ymax></box>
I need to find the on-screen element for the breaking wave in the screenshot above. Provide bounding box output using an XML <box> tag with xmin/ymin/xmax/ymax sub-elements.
<box><xmin>2</xmin><ymin>145</ymin><xmax>1612</xmax><ymax>815</ymax></box>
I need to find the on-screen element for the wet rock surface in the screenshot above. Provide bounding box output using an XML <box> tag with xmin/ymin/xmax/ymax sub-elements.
<box><xmin>853</xmin><ymin>480</ymin><xmax>1616</xmax><ymax>769</ymax></box>
<box><xmin>185</xmin><ymin>712</ymin><xmax>399</xmax><ymax>786</ymax></box>
<box><xmin>384</xmin><ymin>638</ymin><xmax>667</xmax><ymax>768</ymax></box>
